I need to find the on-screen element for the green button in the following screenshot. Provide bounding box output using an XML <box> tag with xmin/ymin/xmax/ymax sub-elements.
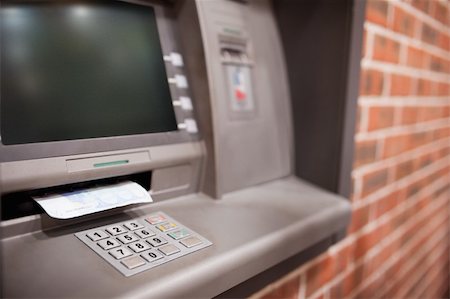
<box><xmin>167</xmin><ymin>229</ymin><xmax>190</xmax><ymax>240</ymax></box>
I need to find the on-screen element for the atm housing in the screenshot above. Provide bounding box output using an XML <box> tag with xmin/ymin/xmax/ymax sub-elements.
<box><xmin>0</xmin><ymin>0</ymin><xmax>353</xmax><ymax>297</ymax></box>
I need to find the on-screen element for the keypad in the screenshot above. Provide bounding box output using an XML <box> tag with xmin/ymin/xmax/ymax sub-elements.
<box><xmin>75</xmin><ymin>212</ymin><xmax>212</xmax><ymax>277</ymax></box>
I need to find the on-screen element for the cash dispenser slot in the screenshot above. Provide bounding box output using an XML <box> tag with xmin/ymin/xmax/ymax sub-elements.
<box><xmin>1</xmin><ymin>171</ymin><xmax>152</xmax><ymax>221</ymax></box>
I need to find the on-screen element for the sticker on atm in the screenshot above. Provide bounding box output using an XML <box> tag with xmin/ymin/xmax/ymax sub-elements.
<box><xmin>226</xmin><ymin>65</ymin><xmax>254</xmax><ymax>112</ymax></box>
<box><xmin>233</xmin><ymin>68</ymin><xmax>247</xmax><ymax>102</ymax></box>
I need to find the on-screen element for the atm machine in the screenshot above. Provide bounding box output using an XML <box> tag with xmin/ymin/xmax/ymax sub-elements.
<box><xmin>0</xmin><ymin>0</ymin><xmax>352</xmax><ymax>297</ymax></box>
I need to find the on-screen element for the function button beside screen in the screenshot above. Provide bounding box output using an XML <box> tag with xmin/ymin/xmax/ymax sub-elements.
<box><xmin>179</xmin><ymin>96</ymin><xmax>193</xmax><ymax>111</ymax></box>
<box><xmin>128</xmin><ymin>241</ymin><xmax>151</xmax><ymax>253</ymax></box>
<box><xmin>145</xmin><ymin>214</ymin><xmax>167</xmax><ymax>225</ymax></box>
<box><xmin>123</xmin><ymin>221</ymin><xmax>144</xmax><ymax>231</ymax></box>
<box><xmin>86</xmin><ymin>230</ymin><xmax>109</xmax><ymax>242</ymax></box>
<box><xmin>109</xmin><ymin>247</ymin><xmax>133</xmax><ymax>260</ymax></box>
<box><xmin>117</xmin><ymin>233</ymin><xmax>139</xmax><ymax>244</ymax></box>
<box><xmin>156</xmin><ymin>222</ymin><xmax>177</xmax><ymax>232</ymax></box>
<box><xmin>147</xmin><ymin>236</ymin><xmax>168</xmax><ymax>247</ymax></box>
<box><xmin>141</xmin><ymin>251</ymin><xmax>164</xmax><ymax>263</ymax></box>
<box><xmin>167</xmin><ymin>229</ymin><xmax>190</xmax><ymax>240</ymax></box>
<box><xmin>121</xmin><ymin>256</ymin><xmax>146</xmax><ymax>270</ymax></box>
<box><xmin>135</xmin><ymin>228</ymin><xmax>155</xmax><ymax>239</ymax></box>
<box><xmin>179</xmin><ymin>236</ymin><xmax>203</xmax><ymax>248</ymax></box>
<box><xmin>97</xmin><ymin>238</ymin><xmax>121</xmax><ymax>250</ymax></box>
<box><xmin>106</xmin><ymin>225</ymin><xmax>127</xmax><ymax>236</ymax></box>
<box><xmin>158</xmin><ymin>244</ymin><xmax>180</xmax><ymax>256</ymax></box>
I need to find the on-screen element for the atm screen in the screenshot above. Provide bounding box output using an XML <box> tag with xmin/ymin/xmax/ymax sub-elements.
<box><xmin>0</xmin><ymin>1</ymin><xmax>178</xmax><ymax>145</ymax></box>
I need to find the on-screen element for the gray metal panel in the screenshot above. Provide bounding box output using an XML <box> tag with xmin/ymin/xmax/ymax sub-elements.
<box><xmin>274</xmin><ymin>0</ymin><xmax>359</xmax><ymax>196</ymax></box>
<box><xmin>338</xmin><ymin>0</ymin><xmax>367</xmax><ymax>197</ymax></box>
<box><xmin>193</xmin><ymin>0</ymin><xmax>293</xmax><ymax>197</ymax></box>
<box><xmin>1</xmin><ymin>177</ymin><xmax>351</xmax><ymax>298</ymax></box>
<box><xmin>0</xmin><ymin>142</ymin><xmax>203</xmax><ymax>194</ymax></box>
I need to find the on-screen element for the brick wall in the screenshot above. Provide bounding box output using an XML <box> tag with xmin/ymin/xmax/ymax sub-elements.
<box><xmin>251</xmin><ymin>0</ymin><xmax>450</xmax><ymax>298</ymax></box>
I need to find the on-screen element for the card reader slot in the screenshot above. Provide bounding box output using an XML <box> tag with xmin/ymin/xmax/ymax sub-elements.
<box><xmin>1</xmin><ymin>171</ymin><xmax>152</xmax><ymax>221</ymax></box>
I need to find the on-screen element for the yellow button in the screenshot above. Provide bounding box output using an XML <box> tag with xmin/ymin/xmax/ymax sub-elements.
<box><xmin>156</xmin><ymin>222</ymin><xmax>177</xmax><ymax>232</ymax></box>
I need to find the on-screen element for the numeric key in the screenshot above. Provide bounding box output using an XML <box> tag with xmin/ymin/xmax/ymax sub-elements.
<box><xmin>141</xmin><ymin>251</ymin><xmax>164</xmax><ymax>263</ymax></box>
<box><xmin>123</xmin><ymin>221</ymin><xmax>144</xmax><ymax>231</ymax></box>
<box><xmin>117</xmin><ymin>233</ymin><xmax>139</xmax><ymax>244</ymax></box>
<box><xmin>147</xmin><ymin>236</ymin><xmax>168</xmax><ymax>247</ymax></box>
<box><xmin>135</xmin><ymin>228</ymin><xmax>155</xmax><ymax>239</ymax></box>
<box><xmin>129</xmin><ymin>241</ymin><xmax>151</xmax><ymax>253</ymax></box>
<box><xmin>86</xmin><ymin>230</ymin><xmax>108</xmax><ymax>241</ymax></box>
<box><xmin>109</xmin><ymin>247</ymin><xmax>133</xmax><ymax>260</ymax></box>
<box><xmin>106</xmin><ymin>225</ymin><xmax>127</xmax><ymax>236</ymax></box>
<box><xmin>97</xmin><ymin>238</ymin><xmax>120</xmax><ymax>250</ymax></box>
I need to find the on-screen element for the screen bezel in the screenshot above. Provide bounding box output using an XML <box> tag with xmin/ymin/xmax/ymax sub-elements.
<box><xmin>0</xmin><ymin>0</ymin><xmax>197</xmax><ymax>163</ymax></box>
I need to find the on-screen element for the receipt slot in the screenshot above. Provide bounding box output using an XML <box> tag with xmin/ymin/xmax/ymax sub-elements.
<box><xmin>220</xmin><ymin>29</ymin><xmax>256</xmax><ymax>118</ymax></box>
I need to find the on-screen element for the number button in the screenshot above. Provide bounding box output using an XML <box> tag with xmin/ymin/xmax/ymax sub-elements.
<box><xmin>97</xmin><ymin>238</ymin><xmax>121</xmax><ymax>250</ymax></box>
<box><xmin>86</xmin><ymin>230</ymin><xmax>109</xmax><ymax>241</ymax></box>
<box><xmin>141</xmin><ymin>250</ymin><xmax>163</xmax><ymax>263</ymax></box>
<box><xmin>117</xmin><ymin>233</ymin><xmax>139</xmax><ymax>244</ymax></box>
<box><xmin>128</xmin><ymin>241</ymin><xmax>151</xmax><ymax>253</ymax></box>
<box><xmin>106</xmin><ymin>225</ymin><xmax>127</xmax><ymax>236</ymax></box>
<box><xmin>123</xmin><ymin>221</ymin><xmax>144</xmax><ymax>231</ymax></box>
<box><xmin>109</xmin><ymin>247</ymin><xmax>133</xmax><ymax>260</ymax></box>
<box><xmin>135</xmin><ymin>228</ymin><xmax>155</xmax><ymax>239</ymax></box>
<box><xmin>147</xmin><ymin>236</ymin><xmax>168</xmax><ymax>247</ymax></box>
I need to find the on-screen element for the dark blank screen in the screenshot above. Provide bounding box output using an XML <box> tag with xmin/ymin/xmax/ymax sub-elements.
<box><xmin>0</xmin><ymin>1</ymin><xmax>178</xmax><ymax>145</ymax></box>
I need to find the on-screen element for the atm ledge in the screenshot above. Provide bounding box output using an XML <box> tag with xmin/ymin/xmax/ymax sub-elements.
<box><xmin>1</xmin><ymin>176</ymin><xmax>351</xmax><ymax>298</ymax></box>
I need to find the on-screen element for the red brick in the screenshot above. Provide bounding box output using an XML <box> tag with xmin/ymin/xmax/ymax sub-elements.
<box><xmin>360</xmin><ymin>69</ymin><xmax>384</xmax><ymax>95</ymax></box>
<box><xmin>417</xmin><ymin>152</ymin><xmax>433</xmax><ymax>169</ymax></box>
<box><xmin>375</xmin><ymin>190</ymin><xmax>400</xmax><ymax>218</ymax></box>
<box><xmin>334</xmin><ymin>243</ymin><xmax>355</xmax><ymax>275</ymax></box>
<box><xmin>373</xmin><ymin>35</ymin><xmax>401</xmax><ymax>63</ymax></box>
<box><xmin>411</xmin><ymin>0</ymin><xmax>432</xmax><ymax>15</ymax></box>
<box><xmin>400</xmin><ymin>107</ymin><xmax>419</xmax><ymax>125</ymax></box>
<box><xmin>419</xmin><ymin>106</ymin><xmax>445</xmax><ymax>121</ymax></box>
<box><xmin>354</xmin><ymin>228</ymin><xmax>385</xmax><ymax>260</ymax></box>
<box><xmin>390</xmin><ymin>74</ymin><xmax>413</xmax><ymax>96</ymax></box>
<box><xmin>438</xmin><ymin>33</ymin><xmax>450</xmax><ymax>51</ymax></box>
<box><xmin>428</xmin><ymin>54</ymin><xmax>450</xmax><ymax>73</ymax></box>
<box><xmin>432</xmin><ymin>1</ymin><xmax>449</xmax><ymax>26</ymax></box>
<box><xmin>392</xmin><ymin>7</ymin><xmax>416</xmax><ymax>37</ymax></box>
<box><xmin>415</xmin><ymin>78</ymin><xmax>434</xmax><ymax>96</ymax></box>
<box><xmin>306</xmin><ymin>255</ymin><xmax>336</xmax><ymax>297</ymax></box>
<box><xmin>354</xmin><ymin>139</ymin><xmax>378</xmax><ymax>168</ymax></box>
<box><xmin>436</xmin><ymin>82</ymin><xmax>449</xmax><ymax>96</ymax></box>
<box><xmin>260</xmin><ymin>275</ymin><xmax>301</xmax><ymax>299</ymax></box>
<box><xmin>363</xmin><ymin>237</ymin><xmax>395</xmax><ymax>281</ymax></box>
<box><xmin>361</xmin><ymin>168</ymin><xmax>390</xmax><ymax>197</ymax></box>
<box><xmin>422</xmin><ymin>24</ymin><xmax>440</xmax><ymax>46</ymax></box>
<box><xmin>356</xmin><ymin>274</ymin><xmax>384</xmax><ymax>299</ymax></box>
<box><xmin>366</xmin><ymin>0</ymin><xmax>389</xmax><ymax>27</ymax></box>
<box><xmin>409</xmin><ymin>131</ymin><xmax>433</xmax><ymax>149</ymax></box>
<box><xmin>367</xmin><ymin>106</ymin><xmax>395</xmax><ymax>131</ymax></box>
<box><xmin>406</xmin><ymin>46</ymin><xmax>425</xmax><ymax>68</ymax></box>
<box><xmin>348</xmin><ymin>204</ymin><xmax>371</xmax><ymax>233</ymax></box>
<box><xmin>330</xmin><ymin>265</ymin><xmax>364</xmax><ymax>299</ymax></box>
<box><xmin>433</xmin><ymin>127</ymin><xmax>450</xmax><ymax>140</ymax></box>
<box><xmin>383</xmin><ymin>134</ymin><xmax>410</xmax><ymax>158</ymax></box>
